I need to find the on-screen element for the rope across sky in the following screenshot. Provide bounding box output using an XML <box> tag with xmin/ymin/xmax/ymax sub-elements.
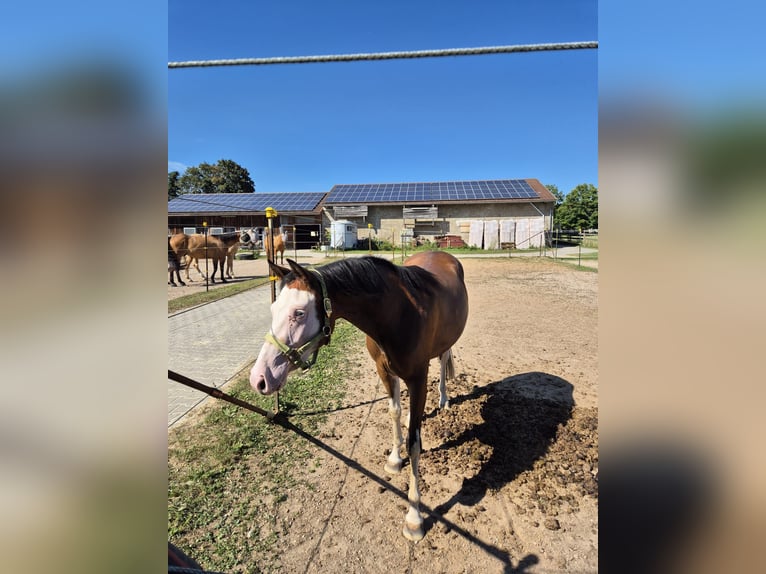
<box><xmin>168</xmin><ymin>41</ymin><xmax>598</xmax><ymax>69</ymax></box>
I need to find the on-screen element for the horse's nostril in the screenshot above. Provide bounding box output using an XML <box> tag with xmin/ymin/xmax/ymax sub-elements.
<box><xmin>255</xmin><ymin>376</ymin><xmax>266</xmax><ymax>394</ymax></box>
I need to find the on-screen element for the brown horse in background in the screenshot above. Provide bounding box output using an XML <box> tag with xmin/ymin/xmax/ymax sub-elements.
<box><xmin>168</xmin><ymin>232</ymin><xmax>240</xmax><ymax>283</ymax></box>
<box><xmin>264</xmin><ymin>227</ymin><xmax>286</xmax><ymax>264</ymax></box>
<box><xmin>225</xmin><ymin>242</ymin><xmax>240</xmax><ymax>279</ymax></box>
<box><xmin>249</xmin><ymin>251</ymin><xmax>469</xmax><ymax>541</ymax></box>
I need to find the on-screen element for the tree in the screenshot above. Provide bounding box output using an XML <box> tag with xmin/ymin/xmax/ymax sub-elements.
<box><xmin>168</xmin><ymin>170</ymin><xmax>181</xmax><ymax>201</ymax></box>
<box><xmin>546</xmin><ymin>183</ymin><xmax>565</xmax><ymax>208</ymax></box>
<box><xmin>555</xmin><ymin>183</ymin><xmax>598</xmax><ymax>230</ymax></box>
<box><xmin>177</xmin><ymin>159</ymin><xmax>255</xmax><ymax>195</ymax></box>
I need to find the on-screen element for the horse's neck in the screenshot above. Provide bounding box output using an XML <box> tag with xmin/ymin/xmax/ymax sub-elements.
<box><xmin>326</xmin><ymin>265</ymin><xmax>410</xmax><ymax>345</ymax></box>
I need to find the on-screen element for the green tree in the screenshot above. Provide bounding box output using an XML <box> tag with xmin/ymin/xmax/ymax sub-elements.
<box><xmin>546</xmin><ymin>183</ymin><xmax>565</xmax><ymax>208</ymax></box>
<box><xmin>168</xmin><ymin>170</ymin><xmax>181</xmax><ymax>201</ymax></box>
<box><xmin>177</xmin><ymin>159</ymin><xmax>255</xmax><ymax>195</ymax></box>
<box><xmin>555</xmin><ymin>184</ymin><xmax>598</xmax><ymax>230</ymax></box>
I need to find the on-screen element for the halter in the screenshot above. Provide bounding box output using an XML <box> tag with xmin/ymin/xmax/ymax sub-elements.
<box><xmin>264</xmin><ymin>268</ymin><xmax>333</xmax><ymax>371</ymax></box>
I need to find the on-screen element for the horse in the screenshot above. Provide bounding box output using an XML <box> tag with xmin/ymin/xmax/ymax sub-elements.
<box><xmin>187</xmin><ymin>232</ymin><xmax>240</xmax><ymax>283</ymax></box>
<box><xmin>167</xmin><ymin>236</ymin><xmax>185</xmax><ymax>287</ymax></box>
<box><xmin>169</xmin><ymin>232</ymin><xmax>240</xmax><ymax>283</ymax></box>
<box><xmin>225</xmin><ymin>242</ymin><xmax>240</xmax><ymax>279</ymax></box>
<box><xmin>263</xmin><ymin>226</ymin><xmax>286</xmax><ymax>264</ymax></box>
<box><xmin>249</xmin><ymin>251</ymin><xmax>469</xmax><ymax>541</ymax></box>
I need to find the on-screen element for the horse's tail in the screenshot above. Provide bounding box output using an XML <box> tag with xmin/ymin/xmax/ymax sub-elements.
<box><xmin>444</xmin><ymin>348</ymin><xmax>455</xmax><ymax>380</ymax></box>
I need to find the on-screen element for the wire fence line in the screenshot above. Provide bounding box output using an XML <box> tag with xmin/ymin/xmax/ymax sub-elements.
<box><xmin>169</xmin><ymin>41</ymin><xmax>597</xmax><ymax>69</ymax></box>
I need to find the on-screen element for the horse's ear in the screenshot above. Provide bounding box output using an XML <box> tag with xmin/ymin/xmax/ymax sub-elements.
<box><xmin>286</xmin><ymin>259</ymin><xmax>308</xmax><ymax>280</ymax></box>
<box><xmin>269</xmin><ymin>261</ymin><xmax>290</xmax><ymax>279</ymax></box>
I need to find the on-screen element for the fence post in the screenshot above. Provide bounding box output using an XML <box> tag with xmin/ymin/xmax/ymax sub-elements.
<box><xmin>265</xmin><ymin>206</ymin><xmax>279</xmax><ymax>414</ymax></box>
<box><xmin>203</xmin><ymin>221</ymin><xmax>209</xmax><ymax>292</ymax></box>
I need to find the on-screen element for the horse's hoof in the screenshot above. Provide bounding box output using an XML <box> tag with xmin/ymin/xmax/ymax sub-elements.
<box><xmin>179</xmin><ymin>282</ymin><xmax>186</xmax><ymax>286</ymax></box>
<box><xmin>384</xmin><ymin>460</ymin><xmax>402</xmax><ymax>474</ymax></box>
<box><xmin>403</xmin><ymin>522</ymin><xmax>424</xmax><ymax>542</ymax></box>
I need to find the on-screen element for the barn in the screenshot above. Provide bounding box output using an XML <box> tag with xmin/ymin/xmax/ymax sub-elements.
<box><xmin>167</xmin><ymin>192</ymin><xmax>327</xmax><ymax>249</ymax></box>
<box><xmin>324</xmin><ymin>178</ymin><xmax>555</xmax><ymax>249</ymax></box>
<box><xmin>167</xmin><ymin>178</ymin><xmax>555</xmax><ymax>250</ymax></box>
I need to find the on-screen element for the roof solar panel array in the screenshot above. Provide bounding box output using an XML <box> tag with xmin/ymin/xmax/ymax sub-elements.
<box><xmin>326</xmin><ymin>179</ymin><xmax>539</xmax><ymax>204</ymax></box>
<box><xmin>168</xmin><ymin>192</ymin><xmax>326</xmax><ymax>213</ymax></box>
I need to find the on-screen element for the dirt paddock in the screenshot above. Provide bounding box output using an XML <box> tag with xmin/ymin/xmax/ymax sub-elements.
<box><xmin>175</xmin><ymin>256</ymin><xmax>598</xmax><ymax>573</ymax></box>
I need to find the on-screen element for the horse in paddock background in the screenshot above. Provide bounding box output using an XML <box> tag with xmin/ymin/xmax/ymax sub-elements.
<box><xmin>168</xmin><ymin>232</ymin><xmax>240</xmax><ymax>284</ymax></box>
<box><xmin>263</xmin><ymin>226</ymin><xmax>286</xmax><ymax>264</ymax></box>
<box><xmin>249</xmin><ymin>251</ymin><xmax>469</xmax><ymax>541</ymax></box>
<box><xmin>167</xmin><ymin>236</ymin><xmax>185</xmax><ymax>287</ymax></box>
<box><xmin>225</xmin><ymin>242</ymin><xmax>240</xmax><ymax>279</ymax></box>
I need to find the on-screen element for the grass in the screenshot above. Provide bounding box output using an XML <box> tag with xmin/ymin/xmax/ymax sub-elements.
<box><xmin>581</xmin><ymin>237</ymin><xmax>599</xmax><ymax>249</ymax></box>
<box><xmin>557</xmin><ymin>252</ymin><xmax>599</xmax><ymax>260</ymax></box>
<box><xmin>168</xmin><ymin>320</ymin><xmax>365</xmax><ymax>572</ymax></box>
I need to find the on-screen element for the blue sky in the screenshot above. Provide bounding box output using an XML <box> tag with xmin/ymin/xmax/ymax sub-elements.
<box><xmin>169</xmin><ymin>1</ymin><xmax>597</xmax><ymax>196</ymax></box>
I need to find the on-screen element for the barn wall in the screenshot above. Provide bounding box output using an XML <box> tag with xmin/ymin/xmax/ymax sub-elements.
<box><xmin>321</xmin><ymin>202</ymin><xmax>553</xmax><ymax>247</ymax></box>
<box><xmin>168</xmin><ymin>214</ymin><xmax>323</xmax><ymax>236</ymax></box>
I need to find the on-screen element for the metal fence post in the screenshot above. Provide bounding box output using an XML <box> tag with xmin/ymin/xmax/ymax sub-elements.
<box><xmin>203</xmin><ymin>221</ymin><xmax>209</xmax><ymax>292</ymax></box>
<box><xmin>265</xmin><ymin>207</ymin><xmax>279</xmax><ymax>413</ymax></box>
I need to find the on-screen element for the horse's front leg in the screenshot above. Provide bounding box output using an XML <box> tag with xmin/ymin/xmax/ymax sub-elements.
<box><xmin>384</xmin><ymin>375</ymin><xmax>404</xmax><ymax>474</ymax></box>
<box><xmin>403</xmin><ymin>376</ymin><xmax>427</xmax><ymax>542</ymax></box>
<box><xmin>367</xmin><ymin>338</ymin><xmax>404</xmax><ymax>473</ymax></box>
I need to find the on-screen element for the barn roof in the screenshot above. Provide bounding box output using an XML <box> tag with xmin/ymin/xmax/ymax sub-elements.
<box><xmin>167</xmin><ymin>192</ymin><xmax>327</xmax><ymax>215</ymax></box>
<box><xmin>325</xmin><ymin>178</ymin><xmax>555</xmax><ymax>205</ymax></box>
<box><xmin>167</xmin><ymin>179</ymin><xmax>555</xmax><ymax>215</ymax></box>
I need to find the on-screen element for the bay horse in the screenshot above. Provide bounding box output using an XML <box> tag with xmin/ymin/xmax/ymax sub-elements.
<box><xmin>249</xmin><ymin>251</ymin><xmax>469</xmax><ymax>541</ymax></box>
<box><xmin>169</xmin><ymin>232</ymin><xmax>240</xmax><ymax>283</ymax></box>
<box><xmin>263</xmin><ymin>226</ymin><xmax>286</xmax><ymax>264</ymax></box>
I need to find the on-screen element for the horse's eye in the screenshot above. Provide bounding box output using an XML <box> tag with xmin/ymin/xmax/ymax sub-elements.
<box><xmin>294</xmin><ymin>310</ymin><xmax>305</xmax><ymax>319</ymax></box>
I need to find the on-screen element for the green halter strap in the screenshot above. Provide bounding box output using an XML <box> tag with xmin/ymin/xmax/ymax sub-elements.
<box><xmin>264</xmin><ymin>267</ymin><xmax>333</xmax><ymax>371</ymax></box>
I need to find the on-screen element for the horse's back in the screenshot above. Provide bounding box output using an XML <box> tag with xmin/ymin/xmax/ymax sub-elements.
<box><xmin>404</xmin><ymin>250</ymin><xmax>465</xmax><ymax>290</ymax></box>
<box><xmin>404</xmin><ymin>250</ymin><xmax>468</xmax><ymax>355</ymax></box>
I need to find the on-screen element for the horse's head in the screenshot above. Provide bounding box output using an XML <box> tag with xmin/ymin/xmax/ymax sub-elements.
<box><xmin>250</xmin><ymin>259</ymin><xmax>332</xmax><ymax>395</ymax></box>
<box><xmin>239</xmin><ymin>228</ymin><xmax>256</xmax><ymax>247</ymax></box>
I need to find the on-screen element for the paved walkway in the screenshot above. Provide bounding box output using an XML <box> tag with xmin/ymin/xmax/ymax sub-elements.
<box><xmin>168</xmin><ymin>284</ymin><xmax>273</xmax><ymax>427</ymax></box>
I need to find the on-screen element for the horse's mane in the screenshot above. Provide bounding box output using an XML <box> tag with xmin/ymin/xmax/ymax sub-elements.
<box><xmin>317</xmin><ymin>256</ymin><xmax>441</xmax><ymax>305</ymax></box>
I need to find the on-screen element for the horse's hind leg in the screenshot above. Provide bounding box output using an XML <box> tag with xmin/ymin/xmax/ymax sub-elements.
<box><xmin>182</xmin><ymin>255</ymin><xmax>196</xmax><ymax>282</ymax></box>
<box><xmin>438</xmin><ymin>348</ymin><xmax>454</xmax><ymax>410</ymax></box>
<box><xmin>366</xmin><ymin>337</ymin><xmax>403</xmax><ymax>474</ymax></box>
<box><xmin>402</xmin><ymin>371</ymin><xmax>428</xmax><ymax>542</ymax></box>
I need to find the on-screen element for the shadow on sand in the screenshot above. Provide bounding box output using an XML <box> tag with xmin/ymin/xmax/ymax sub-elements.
<box><xmin>423</xmin><ymin>372</ymin><xmax>575</xmax><ymax>535</ymax></box>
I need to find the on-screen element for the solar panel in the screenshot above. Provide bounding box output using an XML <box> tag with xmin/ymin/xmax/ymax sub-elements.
<box><xmin>326</xmin><ymin>179</ymin><xmax>539</xmax><ymax>204</ymax></box>
<box><xmin>168</xmin><ymin>192</ymin><xmax>326</xmax><ymax>213</ymax></box>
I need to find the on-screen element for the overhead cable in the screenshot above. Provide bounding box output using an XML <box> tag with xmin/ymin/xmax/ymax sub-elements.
<box><xmin>169</xmin><ymin>41</ymin><xmax>598</xmax><ymax>69</ymax></box>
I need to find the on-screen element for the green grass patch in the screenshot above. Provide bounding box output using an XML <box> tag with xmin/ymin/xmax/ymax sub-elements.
<box><xmin>552</xmin><ymin>259</ymin><xmax>599</xmax><ymax>272</ymax></box>
<box><xmin>168</xmin><ymin>321</ymin><xmax>365</xmax><ymax>572</ymax></box>
<box><xmin>557</xmin><ymin>252</ymin><xmax>599</xmax><ymax>260</ymax></box>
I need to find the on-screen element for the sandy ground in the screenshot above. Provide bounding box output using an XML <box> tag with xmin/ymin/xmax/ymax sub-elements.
<box><xmin>172</xmin><ymin>256</ymin><xmax>598</xmax><ymax>573</ymax></box>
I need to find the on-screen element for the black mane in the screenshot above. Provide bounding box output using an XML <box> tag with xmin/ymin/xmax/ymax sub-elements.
<box><xmin>290</xmin><ymin>256</ymin><xmax>441</xmax><ymax>304</ymax></box>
